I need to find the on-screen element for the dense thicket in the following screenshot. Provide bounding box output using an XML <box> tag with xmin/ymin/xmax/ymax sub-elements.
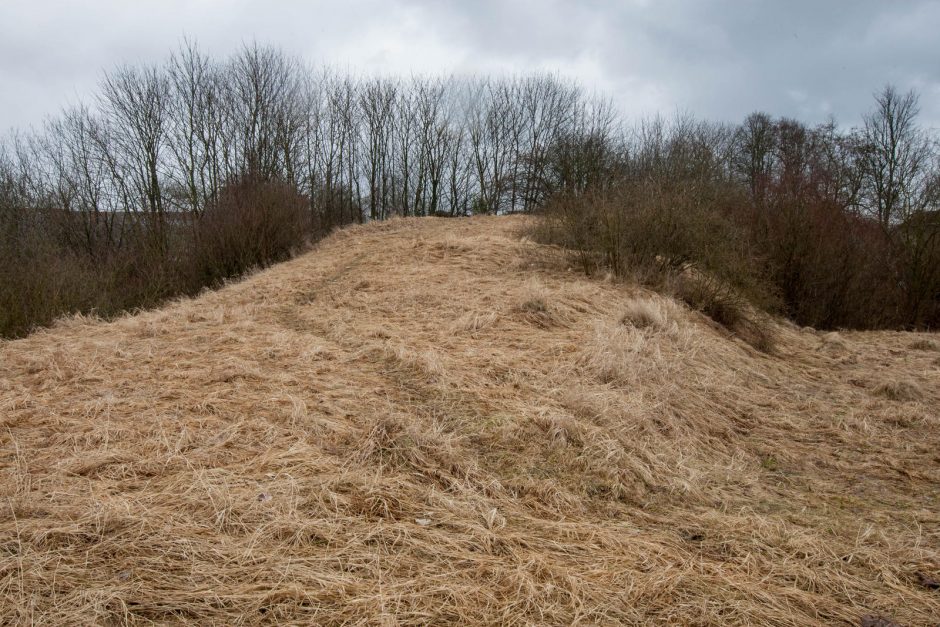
<box><xmin>536</xmin><ymin>87</ymin><xmax>940</xmax><ymax>333</ymax></box>
<box><xmin>1</xmin><ymin>40</ymin><xmax>938</xmax><ymax>338</ymax></box>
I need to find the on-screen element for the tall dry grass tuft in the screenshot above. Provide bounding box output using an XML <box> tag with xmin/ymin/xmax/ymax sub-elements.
<box><xmin>909</xmin><ymin>338</ymin><xmax>939</xmax><ymax>351</ymax></box>
<box><xmin>619</xmin><ymin>297</ymin><xmax>669</xmax><ymax>330</ymax></box>
<box><xmin>873</xmin><ymin>380</ymin><xmax>924</xmax><ymax>402</ymax></box>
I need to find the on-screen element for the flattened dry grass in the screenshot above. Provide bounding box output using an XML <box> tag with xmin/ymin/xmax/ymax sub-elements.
<box><xmin>1</xmin><ymin>216</ymin><xmax>939</xmax><ymax>625</ymax></box>
<box><xmin>909</xmin><ymin>338</ymin><xmax>939</xmax><ymax>351</ymax></box>
<box><xmin>873</xmin><ymin>380</ymin><xmax>925</xmax><ymax>402</ymax></box>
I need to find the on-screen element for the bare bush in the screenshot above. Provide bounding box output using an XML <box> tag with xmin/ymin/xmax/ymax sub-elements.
<box><xmin>671</xmin><ymin>273</ymin><xmax>776</xmax><ymax>352</ymax></box>
<box><xmin>533</xmin><ymin>94</ymin><xmax>940</xmax><ymax>334</ymax></box>
<box><xmin>196</xmin><ymin>175</ymin><xmax>310</xmax><ymax>282</ymax></box>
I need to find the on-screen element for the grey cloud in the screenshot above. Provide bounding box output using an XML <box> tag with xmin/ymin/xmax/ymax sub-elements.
<box><xmin>1</xmin><ymin>0</ymin><xmax>938</xmax><ymax>132</ymax></box>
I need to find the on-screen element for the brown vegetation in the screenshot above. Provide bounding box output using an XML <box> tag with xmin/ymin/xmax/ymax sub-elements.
<box><xmin>909</xmin><ymin>338</ymin><xmax>939</xmax><ymax>351</ymax></box>
<box><xmin>872</xmin><ymin>380</ymin><xmax>925</xmax><ymax>402</ymax></box>
<box><xmin>0</xmin><ymin>174</ymin><xmax>319</xmax><ymax>339</ymax></box>
<box><xmin>3</xmin><ymin>41</ymin><xmax>938</xmax><ymax>340</ymax></box>
<box><xmin>1</xmin><ymin>216</ymin><xmax>938</xmax><ymax>625</ymax></box>
<box><xmin>533</xmin><ymin>90</ymin><xmax>940</xmax><ymax>333</ymax></box>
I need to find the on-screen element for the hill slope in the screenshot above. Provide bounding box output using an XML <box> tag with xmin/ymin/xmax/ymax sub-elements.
<box><xmin>1</xmin><ymin>216</ymin><xmax>939</xmax><ymax>625</ymax></box>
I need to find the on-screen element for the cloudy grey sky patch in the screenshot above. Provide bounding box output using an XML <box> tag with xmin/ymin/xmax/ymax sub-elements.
<box><xmin>2</xmin><ymin>0</ymin><xmax>938</xmax><ymax>132</ymax></box>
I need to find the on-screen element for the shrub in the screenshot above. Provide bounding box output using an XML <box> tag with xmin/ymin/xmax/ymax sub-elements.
<box><xmin>534</xmin><ymin>182</ymin><xmax>778</xmax><ymax>351</ymax></box>
<box><xmin>310</xmin><ymin>182</ymin><xmax>361</xmax><ymax>234</ymax></box>
<box><xmin>0</xmin><ymin>174</ymin><xmax>319</xmax><ymax>339</ymax></box>
<box><xmin>671</xmin><ymin>273</ymin><xmax>776</xmax><ymax>352</ymax></box>
<box><xmin>195</xmin><ymin>175</ymin><xmax>310</xmax><ymax>283</ymax></box>
<box><xmin>739</xmin><ymin>185</ymin><xmax>901</xmax><ymax>329</ymax></box>
<box><xmin>533</xmin><ymin>110</ymin><xmax>940</xmax><ymax>334</ymax></box>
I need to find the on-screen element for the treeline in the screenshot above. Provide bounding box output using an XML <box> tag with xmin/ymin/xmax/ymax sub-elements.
<box><xmin>2</xmin><ymin>40</ymin><xmax>937</xmax><ymax>339</ymax></box>
<box><xmin>536</xmin><ymin>86</ymin><xmax>940</xmax><ymax>334</ymax></box>
<box><xmin>0</xmin><ymin>41</ymin><xmax>609</xmax><ymax>337</ymax></box>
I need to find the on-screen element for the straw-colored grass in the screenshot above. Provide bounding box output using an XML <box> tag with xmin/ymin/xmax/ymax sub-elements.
<box><xmin>873</xmin><ymin>380</ymin><xmax>925</xmax><ymax>402</ymax></box>
<box><xmin>909</xmin><ymin>338</ymin><xmax>939</xmax><ymax>351</ymax></box>
<box><xmin>619</xmin><ymin>297</ymin><xmax>671</xmax><ymax>331</ymax></box>
<box><xmin>1</xmin><ymin>215</ymin><xmax>938</xmax><ymax>625</ymax></box>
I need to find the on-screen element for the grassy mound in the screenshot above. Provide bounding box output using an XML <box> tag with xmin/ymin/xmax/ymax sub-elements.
<box><xmin>1</xmin><ymin>216</ymin><xmax>938</xmax><ymax>624</ymax></box>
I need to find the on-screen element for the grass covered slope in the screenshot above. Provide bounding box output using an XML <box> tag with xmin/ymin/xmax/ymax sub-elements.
<box><xmin>1</xmin><ymin>216</ymin><xmax>939</xmax><ymax>625</ymax></box>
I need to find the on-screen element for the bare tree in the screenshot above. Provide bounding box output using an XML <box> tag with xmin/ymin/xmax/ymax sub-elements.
<box><xmin>858</xmin><ymin>85</ymin><xmax>934</xmax><ymax>228</ymax></box>
<box><xmin>100</xmin><ymin>63</ymin><xmax>171</xmax><ymax>251</ymax></box>
<box><xmin>359</xmin><ymin>77</ymin><xmax>397</xmax><ymax>220</ymax></box>
<box><xmin>44</xmin><ymin>106</ymin><xmax>121</xmax><ymax>259</ymax></box>
<box><xmin>732</xmin><ymin>112</ymin><xmax>776</xmax><ymax>203</ymax></box>
<box><xmin>167</xmin><ymin>39</ymin><xmax>224</xmax><ymax>216</ymax></box>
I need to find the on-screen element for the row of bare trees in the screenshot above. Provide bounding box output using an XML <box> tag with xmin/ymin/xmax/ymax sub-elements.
<box><xmin>0</xmin><ymin>41</ymin><xmax>609</xmax><ymax>337</ymax></box>
<box><xmin>2</xmin><ymin>41</ymin><xmax>602</xmax><ymax>252</ymax></box>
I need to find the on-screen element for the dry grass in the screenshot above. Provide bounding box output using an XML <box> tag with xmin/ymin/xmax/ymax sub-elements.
<box><xmin>873</xmin><ymin>380</ymin><xmax>925</xmax><ymax>402</ymax></box>
<box><xmin>822</xmin><ymin>331</ymin><xmax>848</xmax><ymax>346</ymax></box>
<box><xmin>619</xmin><ymin>297</ymin><xmax>670</xmax><ymax>330</ymax></box>
<box><xmin>1</xmin><ymin>215</ymin><xmax>939</xmax><ymax>625</ymax></box>
<box><xmin>670</xmin><ymin>271</ymin><xmax>777</xmax><ymax>353</ymax></box>
<box><xmin>909</xmin><ymin>338</ymin><xmax>939</xmax><ymax>351</ymax></box>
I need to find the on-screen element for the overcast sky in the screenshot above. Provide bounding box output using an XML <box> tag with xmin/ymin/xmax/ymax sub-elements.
<box><xmin>2</xmin><ymin>0</ymin><xmax>939</xmax><ymax>133</ymax></box>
